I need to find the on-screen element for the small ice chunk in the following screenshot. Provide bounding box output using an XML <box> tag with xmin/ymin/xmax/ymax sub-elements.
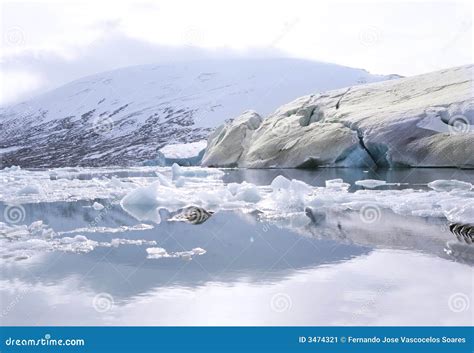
<box><xmin>146</xmin><ymin>247</ymin><xmax>168</xmax><ymax>258</ymax></box>
<box><xmin>92</xmin><ymin>202</ymin><xmax>105</xmax><ymax>210</ymax></box>
<box><xmin>17</xmin><ymin>185</ymin><xmax>40</xmax><ymax>195</ymax></box>
<box><xmin>290</xmin><ymin>179</ymin><xmax>312</xmax><ymax>194</ymax></box>
<box><xmin>155</xmin><ymin>172</ymin><xmax>171</xmax><ymax>187</ymax></box>
<box><xmin>325</xmin><ymin>178</ymin><xmax>350</xmax><ymax>190</ymax></box>
<box><xmin>271</xmin><ymin>175</ymin><xmax>291</xmax><ymax>191</ymax></box>
<box><xmin>120</xmin><ymin>182</ymin><xmax>162</xmax><ymax>223</ymax></box>
<box><xmin>289</xmin><ymin>212</ymin><xmax>311</xmax><ymax>227</ymax></box>
<box><xmin>355</xmin><ymin>179</ymin><xmax>387</xmax><ymax>189</ymax></box>
<box><xmin>171</xmin><ymin>163</ymin><xmax>220</xmax><ymax>179</ymax></box>
<box><xmin>174</xmin><ymin>177</ymin><xmax>185</xmax><ymax>188</ymax></box>
<box><xmin>146</xmin><ymin>247</ymin><xmax>206</xmax><ymax>260</ymax></box>
<box><xmin>427</xmin><ymin>180</ymin><xmax>472</xmax><ymax>192</ymax></box>
<box><xmin>226</xmin><ymin>183</ymin><xmax>241</xmax><ymax>196</ymax></box>
<box><xmin>234</xmin><ymin>183</ymin><xmax>261</xmax><ymax>203</ymax></box>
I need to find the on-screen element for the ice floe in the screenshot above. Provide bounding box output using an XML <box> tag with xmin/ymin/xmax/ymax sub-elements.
<box><xmin>0</xmin><ymin>220</ymin><xmax>157</xmax><ymax>263</ymax></box>
<box><xmin>0</xmin><ymin>165</ymin><xmax>474</xmax><ymax>260</ymax></box>
<box><xmin>146</xmin><ymin>247</ymin><xmax>207</xmax><ymax>260</ymax></box>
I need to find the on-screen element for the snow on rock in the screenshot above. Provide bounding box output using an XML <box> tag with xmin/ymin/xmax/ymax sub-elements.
<box><xmin>0</xmin><ymin>59</ymin><xmax>393</xmax><ymax>168</ymax></box>
<box><xmin>203</xmin><ymin>65</ymin><xmax>474</xmax><ymax>168</ymax></box>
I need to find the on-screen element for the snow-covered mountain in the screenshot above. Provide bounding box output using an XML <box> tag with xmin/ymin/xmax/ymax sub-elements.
<box><xmin>0</xmin><ymin>59</ymin><xmax>397</xmax><ymax>167</ymax></box>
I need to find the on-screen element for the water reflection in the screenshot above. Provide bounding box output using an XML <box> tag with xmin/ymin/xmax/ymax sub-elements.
<box><xmin>222</xmin><ymin>168</ymin><xmax>474</xmax><ymax>191</ymax></box>
<box><xmin>1</xmin><ymin>168</ymin><xmax>473</xmax><ymax>326</ymax></box>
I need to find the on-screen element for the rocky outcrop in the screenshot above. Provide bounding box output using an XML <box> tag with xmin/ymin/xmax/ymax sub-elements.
<box><xmin>203</xmin><ymin>65</ymin><xmax>474</xmax><ymax>169</ymax></box>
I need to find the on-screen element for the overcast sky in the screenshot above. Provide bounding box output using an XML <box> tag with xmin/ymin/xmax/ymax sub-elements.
<box><xmin>0</xmin><ymin>0</ymin><xmax>472</xmax><ymax>106</ymax></box>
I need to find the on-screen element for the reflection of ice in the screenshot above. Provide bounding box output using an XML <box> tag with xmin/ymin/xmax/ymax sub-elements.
<box><xmin>0</xmin><ymin>220</ymin><xmax>157</xmax><ymax>262</ymax></box>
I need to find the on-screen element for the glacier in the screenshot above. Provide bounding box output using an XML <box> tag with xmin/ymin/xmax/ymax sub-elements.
<box><xmin>202</xmin><ymin>65</ymin><xmax>473</xmax><ymax>168</ymax></box>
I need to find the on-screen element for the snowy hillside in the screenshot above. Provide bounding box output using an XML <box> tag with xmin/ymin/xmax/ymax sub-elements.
<box><xmin>0</xmin><ymin>59</ymin><xmax>396</xmax><ymax>168</ymax></box>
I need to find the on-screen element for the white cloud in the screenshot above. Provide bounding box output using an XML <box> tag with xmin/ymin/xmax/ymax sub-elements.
<box><xmin>0</xmin><ymin>0</ymin><xmax>472</xmax><ymax>105</ymax></box>
<box><xmin>0</xmin><ymin>70</ymin><xmax>43</xmax><ymax>104</ymax></box>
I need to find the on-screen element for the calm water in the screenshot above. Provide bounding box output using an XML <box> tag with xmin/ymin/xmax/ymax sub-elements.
<box><xmin>0</xmin><ymin>168</ymin><xmax>473</xmax><ymax>325</ymax></box>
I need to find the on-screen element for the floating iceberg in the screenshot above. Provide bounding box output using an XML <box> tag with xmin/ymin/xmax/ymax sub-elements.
<box><xmin>146</xmin><ymin>247</ymin><xmax>207</xmax><ymax>260</ymax></box>
<box><xmin>143</xmin><ymin>141</ymin><xmax>207</xmax><ymax>167</ymax></box>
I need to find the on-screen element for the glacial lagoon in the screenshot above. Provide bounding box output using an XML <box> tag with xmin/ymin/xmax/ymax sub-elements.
<box><xmin>0</xmin><ymin>167</ymin><xmax>473</xmax><ymax>325</ymax></box>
